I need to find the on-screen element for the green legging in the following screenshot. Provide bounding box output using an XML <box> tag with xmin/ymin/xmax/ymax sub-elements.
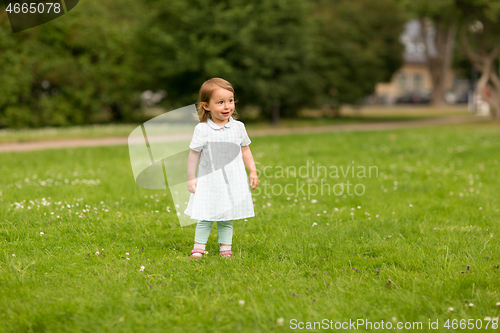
<box><xmin>194</xmin><ymin>220</ymin><xmax>233</xmax><ymax>245</ymax></box>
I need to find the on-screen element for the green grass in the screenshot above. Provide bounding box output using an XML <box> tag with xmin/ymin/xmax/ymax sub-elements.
<box><xmin>0</xmin><ymin>123</ymin><xmax>139</xmax><ymax>144</ymax></box>
<box><xmin>1</xmin><ymin>122</ymin><xmax>499</xmax><ymax>332</ymax></box>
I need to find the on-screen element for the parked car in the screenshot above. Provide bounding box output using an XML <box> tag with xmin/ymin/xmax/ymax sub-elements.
<box><xmin>395</xmin><ymin>92</ymin><xmax>431</xmax><ymax>104</ymax></box>
<box><xmin>455</xmin><ymin>91</ymin><xmax>469</xmax><ymax>104</ymax></box>
<box><xmin>445</xmin><ymin>91</ymin><xmax>469</xmax><ymax>104</ymax></box>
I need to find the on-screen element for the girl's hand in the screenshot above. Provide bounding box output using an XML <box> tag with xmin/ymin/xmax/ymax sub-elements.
<box><xmin>187</xmin><ymin>179</ymin><xmax>197</xmax><ymax>193</ymax></box>
<box><xmin>249</xmin><ymin>172</ymin><xmax>259</xmax><ymax>190</ymax></box>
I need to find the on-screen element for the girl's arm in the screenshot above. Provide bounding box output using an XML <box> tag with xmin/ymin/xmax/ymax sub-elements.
<box><xmin>187</xmin><ymin>149</ymin><xmax>201</xmax><ymax>193</ymax></box>
<box><xmin>241</xmin><ymin>145</ymin><xmax>259</xmax><ymax>190</ymax></box>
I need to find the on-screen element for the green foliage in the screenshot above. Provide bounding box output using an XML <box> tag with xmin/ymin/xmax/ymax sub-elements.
<box><xmin>312</xmin><ymin>0</ymin><xmax>405</xmax><ymax>109</ymax></box>
<box><xmin>1</xmin><ymin>0</ymin><xmax>406</xmax><ymax>126</ymax></box>
<box><xmin>397</xmin><ymin>0</ymin><xmax>458</xmax><ymax>23</ymax></box>
<box><xmin>0</xmin><ymin>0</ymin><xmax>147</xmax><ymax>128</ymax></box>
<box><xmin>137</xmin><ymin>0</ymin><xmax>405</xmax><ymax>119</ymax></box>
<box><xmin>455</xmin><ymin>0</ymin><xmax>500</xmax><ymax>47</ymax></box>
<box><xmin>136</xmin><ymin>0</ymin><xmax>318</xmax><ymax>118</ymax></box>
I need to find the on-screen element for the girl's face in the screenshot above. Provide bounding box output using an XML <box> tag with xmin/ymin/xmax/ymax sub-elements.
<box><xmin>202</xmin><ymin>88</ymin><xmax>235</xmax><ymax>125</ymax></box>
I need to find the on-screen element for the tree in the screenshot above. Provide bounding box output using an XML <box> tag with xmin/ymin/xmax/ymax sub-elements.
<box><xmin>456</xmin><ymin>0</ymin><xmax>500</xmax><ymax>119</ymax></box>
<box><xmin>0</xmin><ymin>0</ymin><xmax>148</xmax><ymax>128</ymax></box>
<box><xmin>136</xmin><ymin>0</ymin><xmax>318</xmax><ymax>125</ymax></box>
<box><xmin>399</xmin><ymin>0</ymin><xmax>459</xmax><ymax>107</ymax></box>
<box><xmin>312</xmin><ymin>0</ymin><xmax>405</xmax><ymax>116</ymax></box>
<box><xmin>227</xmin><ymin>0</ymin><xmax>319</xmax><ymax>125</ymax></box>
<box><xmin>0</xmin><ymin>0</ymin><xmax>408</xmax><ymax>127</ymax></box>
<box><xmin>139</xmin><ymin>0</ymin><xmax>405</xmax><ymax>123</ymax></box>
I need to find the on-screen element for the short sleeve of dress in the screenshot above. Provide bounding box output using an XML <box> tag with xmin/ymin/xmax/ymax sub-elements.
<box><xmin>189</xmin><ymin>124</ymin><xmax>205</xmax><ymax>152</ymax></box>
<box><xmin>240</xmin><ymin>122</ymin><xmax>251</xmax><ymax>146</ymax></box>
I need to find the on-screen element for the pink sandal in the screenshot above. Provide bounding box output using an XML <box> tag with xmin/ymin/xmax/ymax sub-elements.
<box><xmin>219</xmin><ymin>250</ymin><xmax>233</xmax><ymax>257</ymax></box>
<box><xmin>189</xmin><ymin>248</ymin><xmax>208</xmax><ymax>258</ymax></box>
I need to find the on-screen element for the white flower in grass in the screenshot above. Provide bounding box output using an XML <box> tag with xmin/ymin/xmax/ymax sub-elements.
<box><xmin>485</xmin><ymin>316</ymin><xmax>491</xmax><ymax>320</ymax></box>
<box><xmin>409</xmin><ymin>204</ymin><xmax>413</xmax><ymax>207</ymax></box>
<box><xmin>323</xmin><ymin>211</ymin><xmax>327</xmax><ymax>214</ymax></box>
<box><xmin>357</xmin><ymin>206</ymin><xmax>361</xmax><ymax>209</ymax></box>
<box><xmin>12</xmin><ymin>254</ymin><xmax>16</xmax><ymax>257</ymax></box>
<box><xmin>126</xmin><ymin>258</ymin><xmax>130</xmax><ymax>260</ymax></box>
<box><xmin>40</xmin><ymin>232</ymin><xmax>44</xmax><ymax>236</ymax></box>
<box><xmin>126</xmin><ymin>252</ymin><xmax>129</xmax><ymax>255</ymax></box>
<box><xmin>312</xmin><ymin>222</ymin><xmax>317</xmax><ymax>226</ymax></box>
<box><xmin>311</xmin><ymin>199</ymin><xmax>317</xmax><ymax>203</ymax></box>
<box><xmin>469</xmin><ymin>303</ymin><xmax>474</xmax><ymax>307</ymax></box>
<box><xmin>277</xmin><ymin>318</ymin><xmax>284</xmax><ymax>326</ymax></box>
<box><xmin>95</xmin><ymin>251</ymin><xmax>99</xmax><ymax>256</ymax></box>
<box><xmin>267</xmin><ymin>203</ymin><xmax>271</xmax><ymax>206</ymax></box>
<box><xmin>496</xmin><ymin>302</ymin><xmax>500</xmax><ymax>306</ymax></box>
<box><xmin>447</xmin><ymin>307</ymin><xmax>454</xmax><ymax>312</ymax></box>
<box><xmin>140</xmin><ymin>266</ymin><xmax>145</xmax><ymax>271</ymax></box>
<box><xmin>238</xmin><ymin>300</ymin><xmax>245</xmax><ymax>306</ymax></box>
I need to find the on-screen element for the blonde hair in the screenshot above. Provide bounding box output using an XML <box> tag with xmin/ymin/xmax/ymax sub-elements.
<box><xmin>196</xmin><ymin>78</ymin><xmax>239</xmax><ymax>122</ymax></box>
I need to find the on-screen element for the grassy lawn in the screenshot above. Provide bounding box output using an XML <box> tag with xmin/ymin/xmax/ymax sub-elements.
<box><xmin>1</xmin><ymin>122</ymin><xmax>499</xmax><ymax>332</ymax></box>
<box><xmin>0</xmin><ymin>106</ymin><xmax>470</xmax><ymax>144</ymax></box>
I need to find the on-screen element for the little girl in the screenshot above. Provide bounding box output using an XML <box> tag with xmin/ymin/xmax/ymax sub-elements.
<box><xmin>184</xmin><ymin>78</ymin><xmax>259</xmax><ymax>258</ymax></box>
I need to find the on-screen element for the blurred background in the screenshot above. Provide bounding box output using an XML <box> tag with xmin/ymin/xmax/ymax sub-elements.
<box><xmin>0</xmin><ymin>0</ymin><xmax>499</xmax><ymax>133</ymax></box>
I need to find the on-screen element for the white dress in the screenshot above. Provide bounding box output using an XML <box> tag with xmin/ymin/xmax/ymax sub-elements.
<box><xmin>183</xmin><ymin>116</ymin><xmax>255</xmax><ymax>221</ymax></box>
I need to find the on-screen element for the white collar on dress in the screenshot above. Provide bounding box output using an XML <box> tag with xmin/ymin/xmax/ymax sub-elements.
<box><xmin>207</xmin><ymin>116</ymin><xmax>234</xmax><ymax>130</ymax></box>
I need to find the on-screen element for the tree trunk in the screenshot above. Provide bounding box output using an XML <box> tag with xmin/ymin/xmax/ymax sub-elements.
<box><xmin>421</xmin><ymin>18</ymin><xmax>456</xmax><ymax>107</ymax></box>
<box><xmin>460</xmin><ymin>26</ymin><xmax>500</xmax><ymax>120</ymax></box>
<box><xmin>488</xmin><ymin>85</ymin><xmax>500</xmax><ymax>119</ymax></box>
<box><xmin>332</xmin><ymin>107</ymin><xmax>341</xmax><ymax>118</ymax></box>
<box><xmin>272</xmin><ymin>101</ymin><xmax>280</xmax><ymax>126</ymax></box>
<box><xmin>110</xmin><ymin>102</ymin><xmax>124</xmax><ymax>122</ymax></box>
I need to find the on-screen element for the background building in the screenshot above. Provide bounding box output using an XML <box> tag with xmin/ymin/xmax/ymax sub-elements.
<box><xmin>374</xmin><ymin>20</ymin><xmax>468</xmax><ymax>105</ymax></box>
